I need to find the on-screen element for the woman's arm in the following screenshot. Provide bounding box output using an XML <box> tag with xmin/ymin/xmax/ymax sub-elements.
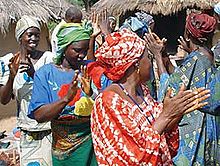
<box><xmin>0</xmin><ymin>54</ymin><xmax>20</xmax><ymax>104</ymax></box>
<box><xmin>144</xmin><ymin>33</ymin><xmax>168</xmax><ymax>76</ymax></box>
<box><xmin>87</xmin><ymin>11</ymin><xmax>101</xmax><ymax>61</ymax></box>
<box><xmin>152</xmin><ymin>85</ymin><xmax>210</xmax><ymax>134</ymax></box>
<box><xmin>31</xmin><ymin>70</ymin><xmax>79</xmax><ymax>123</ymax></box>
<box><xmin>86</xmin><ymin>36</ymin><xmax>96</xmax><ymax>61</ymax></box>
<box><xmin>154</xmin><ymin>53</ymin><xmax>168</xmax><ymax>76</ymax></box>
<box><xmin>0</xmin><ymin>76</ymin><xmax>14</xmax><ymax>104</ymax></box>
<box><xmin>34</xmin><ymin>97</ymin><xmax>70</xmax><ymax>123</ymax></box>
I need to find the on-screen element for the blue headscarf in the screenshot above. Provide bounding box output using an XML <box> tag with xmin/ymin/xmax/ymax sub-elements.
<box><xmin>120</xmin><ymin>11</ymin><xmax>154</xmax><ymax>38</ymax></box>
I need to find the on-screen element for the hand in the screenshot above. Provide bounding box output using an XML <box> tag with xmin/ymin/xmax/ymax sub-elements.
<box><xmin>178</xmin><ymin>36</ymin><xmax>193</xmax><ymax>53</ymax></box>
<box><xmin>78</xmin><ymin>65</ymin><xmax>92</xmax><ymax>96</ymax></box>
<box><xmin>162</xmin><ymin>84</ymin><xmax>210</xmax><ymax>120</ymax></box>
<box><xmin>19</xmin><ymin>55</ymin><xmax>35</xmax><ymax>78</ymax></box>
<box><xmin>64</xmin><ymin>71</ymin><xmax>79</xmax><ymax>102</ymax></box>
<box><xmin>144</xmin><ymin>33</ymin><xmax>166</xmax><ymax>58</ymax></box>
<box><xmin>99</xmin><ymin>9</ymin><xmax>111</xmax><ymax>36</ymax></box>
<box><xmin>8</xmin><ymin>53</ymin><xmax>20</xmax><ymax>78</ymax></box>
<box><xmin>176</xmin><ymin>46</ymin><xmax>188</xmax><ymax>59</ymax></box>
<box><xmin>90</xmin><ymin>11</ymin><xmax>101</xmax><ymax>38</ymax></box>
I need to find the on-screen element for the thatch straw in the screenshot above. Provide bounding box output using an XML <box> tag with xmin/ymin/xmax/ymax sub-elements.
<box><xmin>92</xmin><ymin>0</ymin><xmax>220</xmax><ymax>16</ymax></box>
<box><xmin>0</xmin><ymin>0</ymin><xmax>71</xmax><ymax>34</ymax></box>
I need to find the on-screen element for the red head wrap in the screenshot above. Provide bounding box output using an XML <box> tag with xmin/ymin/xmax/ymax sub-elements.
<box><xmin>186</xmin><ymin>13</ymin><xmax>217</xmax><ymax>41</ymax></box>
<box><xmin>88</xmin><ymin>29</ymin><xmax>146</xmax><ymax>89</ymax></box>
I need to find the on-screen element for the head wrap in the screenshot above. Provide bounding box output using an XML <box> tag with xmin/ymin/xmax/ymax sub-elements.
<box><xmin>55</xmin><ymin>21</ymin><xmax>92</xmax><ymax>64</ymax></box>
<box><xmin>120</xmin><ymin>12</ymin><xmax>154</xmax><ymax>38</ymax></box>
<box><xmin>135</xmin><ymin>11</ymin><xmax>154</xmax><ymax>26</ymax></box>
<box><xmin>88</xmin><ymin>28</ymin><xmax>146</xmax><ymax>89</ymax></box>
<box><xmin>214</xmin><ymin>2</ymin><xmax>220</xmax><ymax>15</ymax></box>
<box><xmin>108</xmin><ymin>16</ymin><xmax>116</xmax><ymax>21</ymax></box>
<box><xmin>185</xmin><ymin>13</ymin><xmax>216</xmax><ymax>41</ymax></box>
<box><xmin>15</xmin><ymin>15</ymin><xmax>41</xmax><ymax>42</ymax></box>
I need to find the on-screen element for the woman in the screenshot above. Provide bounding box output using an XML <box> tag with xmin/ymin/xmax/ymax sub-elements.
<box><xmin>0</xmin><ymin>15</ymin><xmax>54</xmax><ymax>165</ymax></box>
<box><xmin>87</xmin><ymin>28</ymin><xmax>210</xmax><ymax>165</ymax></box>
<box><xmin>147</xmin><ymin>13</ymin><xmax>220</xmax><ymax>165</ymax></box>
<box><xmin>28</xmin><ymin>22</ymin><xmax>98</xmax><ymax>165</ymax></box>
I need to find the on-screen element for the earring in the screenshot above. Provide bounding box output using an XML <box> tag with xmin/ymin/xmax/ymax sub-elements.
<box><xmin>137</xmin><ymin>67</ymin><xmax>140</xmax><ymax>74</ymax></box>
<box><xmin>135</xmin><ymin>62</ymin><xmax>140</xmax><ymax>74</ymax></box>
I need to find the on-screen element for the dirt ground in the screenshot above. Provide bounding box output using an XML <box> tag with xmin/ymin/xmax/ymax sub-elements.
<box><xmin>0</xmin><ymin>101</ymin><xmax>16</xmax><ymax>133</ymax></box>
<box><xmin>0</xmin><ymin>101</ymin><xmax>20</xmax><ymax>166</ymax></box>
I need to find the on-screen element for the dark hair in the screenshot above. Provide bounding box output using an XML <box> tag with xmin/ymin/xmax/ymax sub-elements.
<box><xmin>65</xmin><ymin>6</ymin><xmax>82</xmax><ymax>23</ymax></box>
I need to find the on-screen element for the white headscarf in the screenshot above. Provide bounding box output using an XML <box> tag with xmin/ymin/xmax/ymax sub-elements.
<box><xmin>214</xmin><ymin>2</ymin><xmax>220</xmax><ymax>15</ymax></box>
<box><xmin>15</xmin><ymin>15</ymin><xmax>41</xmax><ymax>42</ymax></box>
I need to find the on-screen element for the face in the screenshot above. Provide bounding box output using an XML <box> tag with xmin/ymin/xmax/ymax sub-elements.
<box><xmin>64</xmin><ymin>40</ymin><xmax>90</xmax><ymax>66</ymax></box>
<box><xmin>20</xmin><ymin>27</ymin><xmax>40</xmax><ymax>52</ymax></box>
<box><xmin>149</xmin><ymin>22</ymin><xmax>155</xmax><ymax>32</ymax></box>
<box><xmin>184</xmin><ymin>29</ymin><xmax>191</xmax><ymax>40</ymax></box>
<box><xmin>109</xmin><ymin>19</ymin><xmax>116</xmax><ymax>32</ymax></box>
<box><xmin>138</xmin><ymin>49</ymin><xmax>152</xmax><ymax>83</ymax></box>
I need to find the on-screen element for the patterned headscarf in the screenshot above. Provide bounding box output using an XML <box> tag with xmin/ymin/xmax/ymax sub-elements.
<box><xmin>120</xmin><ymin>12</ymin><xmax>154</xmax><ymax>38</ymax></box>
<box><xmin>135</xmin><ymin>11</ymin><xmax>154</xmax><ymax>26</ymax></box>
<box><xmin>214</xmin><ymin>2</ymin><xmax>220</xmax><ymax>15</ymax></box>
<box><xmin>55</xmin><ymin>21</ymin><xmax>92</xmax><ymax>64</ymax></box>
<box><xmin>186</xmin><ymin>13</ymin><xmax>216</xmax><ymax>41</ymax></box>
<box><xmin>15</xmin><ymin>15</ymin><xmax>41</xmax><ymax>42</ymax></box>
<box><xmin>88</xmin><ymin>28</ymin><xmax>146</xmax><ymax>89</ymax></box>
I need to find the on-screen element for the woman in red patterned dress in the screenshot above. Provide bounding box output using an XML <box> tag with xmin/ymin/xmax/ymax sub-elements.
<box><xmin>88</xmin><ymin>29</ymin><xmax>210</xmax><ymax>165</ymax></box>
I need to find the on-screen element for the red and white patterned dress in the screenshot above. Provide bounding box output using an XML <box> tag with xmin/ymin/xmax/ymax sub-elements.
<box><xmin>91</xmin><ymin>85</ymin><xmax>179</xmax><ymax>166</ymax></box>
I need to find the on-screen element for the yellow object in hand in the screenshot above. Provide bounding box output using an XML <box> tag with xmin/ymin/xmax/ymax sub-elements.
<box><xmin>74</xmin><ymin>97</ymin><xmax>94</xmax><ymax>116</ymax></box>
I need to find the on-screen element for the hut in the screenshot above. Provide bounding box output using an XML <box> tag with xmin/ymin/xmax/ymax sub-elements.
<box><xmin>0</xmin><ymin>0</ymin><xmax>71</xmax><ymax>56</ymax></box>
<box><xmin>92</xmin><ymin>0</ymin><xmax>220</xmax><ymax>54</ymax></box>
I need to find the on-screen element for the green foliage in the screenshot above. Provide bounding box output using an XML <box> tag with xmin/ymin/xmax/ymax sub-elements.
<box><xmin>67</xmin><ymin>0</ymin><xmax>84</xmax><ymax>8</ymax></box>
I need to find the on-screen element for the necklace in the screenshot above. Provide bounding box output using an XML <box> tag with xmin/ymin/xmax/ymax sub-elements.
<box><xmin>118</xmin><ymin>83</ymin><xmax>155</xmax><ymax>125</ymax></box>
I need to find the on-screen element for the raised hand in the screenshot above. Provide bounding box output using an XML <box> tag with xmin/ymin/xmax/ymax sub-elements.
<box><xmin>9</xmin><ymin>52</ymin><xmax>20</xmax><ymax>78</ymax></box>
<box><xmin>144</xmin><ymin>33</ymin><xmax>167</xmax><ymax>57</ymax></box>
<box><xmin>78</xmin><ymin>65</ymin><xmax>92</xmax><ymax>96</ymax></box>
<box><xmin>177</xmin><ymin>36</ymin><xmax>192</xmax><ymax>53</ymax></box>
<box><xmin>64</xmin><ymin>71</ymin><xmax>79</xmax><ymax>102</ymax></box>
<box><xmin>19</xmin><ymin>54</ymin><xmax>35</xmax><ymax>78</ymax></box>
<box><xmin>99</xmin><ymin>9</ymin><xmax>111</xmax><ymax>36</ymax></box>
<box><xmin>90</xmin><ymin>11</ymin><xmax>101</xmax><ymax>38</ymax></box>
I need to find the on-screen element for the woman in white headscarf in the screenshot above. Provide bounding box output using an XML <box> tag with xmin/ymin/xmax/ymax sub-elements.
<box><xmin>0</xmin><ymin>15</ymin><xmax>54</xmax><ymax>165</ymax></box>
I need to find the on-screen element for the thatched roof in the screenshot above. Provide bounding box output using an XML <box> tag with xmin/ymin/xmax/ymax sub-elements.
<box><xmin>92</xmin><ymin>0</ymin><xmax>220</xmax><ymax>16</ymax></box>
<box><xmin>0</xmin><ymin>0</ymin><xmax>72</xmax><ymax>34</ymax></box>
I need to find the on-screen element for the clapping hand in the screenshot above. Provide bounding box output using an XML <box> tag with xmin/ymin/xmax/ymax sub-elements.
<box><xmin>19</xmin><ymin>54</ymin><xmax>35</xmax><ymax>78</ymax></box>
<box><xmin>64</xmin><ymin>71</ymin><xmax>79</xmax><ymax>102</ymax></box>
<box><xmin>144</xmin><ymin>33</ymin><xmax>167</xmax><ymax>57</ymax></box>
<box><xmin>178</xmin><ymin>36</ymin><xmax>192</xmax><ymax>53</ymax></box>
<box><xmin>78</xmin><ymin>65</ymin><xmax>92</xmax><ymax>96</ymax></box>
<box><xmin>9</xmin><ymin>52</ymin><xmax>20</xmax><ymax>78</ymax></box>
<box><xmin>90</xmin><ymin>9</ymin><xmax>111</xmax><ymax>38</ymax></box>
<box><xmin>162</xmin><ymin>84</ymin><xmax>210</xmax><ymax>120</ymax></box>
<box><xmin>90</xmin><ymin>11</ymin><xmax>101</xmax><ymax>38</ymax></box>
<box><xmin>99</xmin><ymin>9</ymin><xmax>111</xmax><ymax>36</ymax></box>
